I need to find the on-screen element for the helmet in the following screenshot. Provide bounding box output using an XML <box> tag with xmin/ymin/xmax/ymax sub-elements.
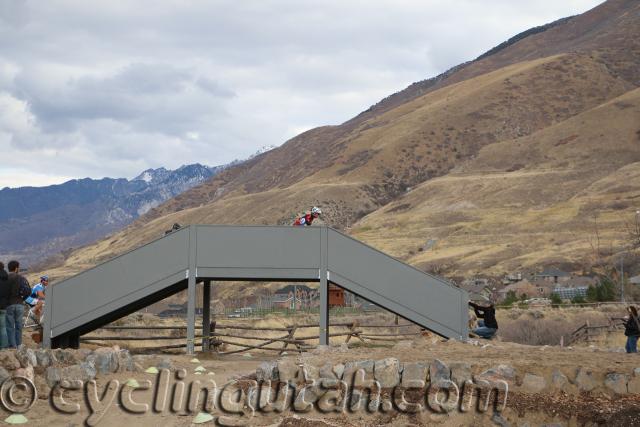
<box><xmin>311</xmin><ymin>206</ymin><xmax>322</xmax><ymax>215</ymax></box>
<box><xmin>40</xmin><ymin>275</ymin><xmax>49</xmax><ymax>281</ymax></box>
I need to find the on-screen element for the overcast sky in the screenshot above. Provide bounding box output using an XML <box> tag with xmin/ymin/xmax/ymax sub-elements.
<box><xmin>0</xmin><ymin>0</ymin><xmax>603</xmax><ymax>188</ymax></box>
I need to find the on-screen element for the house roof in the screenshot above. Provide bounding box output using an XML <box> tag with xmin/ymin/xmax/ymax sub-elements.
<box><xmin>564</xmin><ymin>276</ymin><xmax>598</xmax><ymax>287</ymax></box>
<box><xmin>459</xmin><ymin>281</ymin><xmax>492</xmax><ymax>295</ymax></box>
<box><xmin>538</xmin><ymin>267</ymin><xmax>571</xmax><ymax>277</ymax></box>
<box><xmin>274</xmin><ymin>284</ymin><xmax>313</xmax><ymax>295</ymax></box>
<box><xmin>498</xmin><ymin>280</ymin><xmax>538</xmax><ymax>294</ymax></box>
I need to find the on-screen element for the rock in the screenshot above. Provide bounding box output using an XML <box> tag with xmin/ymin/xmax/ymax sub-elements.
<box><xmin>333</xmin><ymin>363</ymin><xmax>345</xmax><ymax>380</ymax></box>
<box><xmin>338</xmin><ymin>343</ymin><xmax>349</xmax><ymax>352</ymax></box>
<box><xmin>45</xmin><ymin>367</ymin><xmax>62</xmax><ymax>387</ymax></box>
<box><xmin>343</xmin><ymin>360</ymin><xmax>374</xmax><ymax>383</ymax></box>
<box><xmin>277</xmin><ymin>359</ymin><xmax>299</xmax><ymax>383</ymax></box>
<box><xmin>401</xmin><ymin>362</ymin><xmax>428</xmax><ymax>387</ymax></box>
<box><xmin>311</xmin><ymin>345</ymin><xmax>330</xmax><ymax>355</ymax></box>
<box><xmin>628</xmin><ymin>378</ymin><xmax>640</xmax><ymax>394</ymax></box>
<box><xmin>157</xmin><ymin>357</ymin><xmax>173</xmax><ymax>371</ymax></box>
<box><xmin>34</xmin><ymin>349</ymin><xmax>56</xmax><ymax>368</ymax></box>
<box><xmin>628</xmin><ymin>369</ymin><xmax>640</xmax><ymax>394</ymax></box>
<box><xmin>521</xmin><ymin>373</ymin><xmax>546</xmax><ymax>393</ymax></box>
<box><xmin>374</xmin><ymin>358</ymin><xmax>400</xmax><ymax>388</ymax></box>
<box><xmin>48</xmin><ymin>361</ymin><xmax>97</xmax><ymax>386</ymax></box>
<box><xmin>34</xmin><ymin>375</ymin><xmax>51</xmax><ymax>400</ymax></box>
<box><xmin>0</xmin><ymin>367</ymin><xmax>10</xmax><ymax>383</ymax></box>
<box><xmin>574</xmin><ymin>368</ymin><xmax>597</xmax><ymax>392</ymax></box>
<box><xmin>492</xmin><ymin>412</ymin><xmax>511</xmax><ymax>427</ymax></box>
<box><xmin>86</xmin><ymin>348</ymin><xmax>119</xmax><ymax>375</ymax></box>
<box><xmin>77</xmin><ymin>361</ymin><xmax>97</xmax><ymax>381</ymax></box>
<box><xmin>300</xmin><ymin>363</ymin><xmax>319</xmax><ymax>381</ymax></box>
<box><xmin>256</xmin><ymin>361</ymin><xmax>279</xmax><ymax>382</ymax></box>
<box><xmin>429</xmin><ymin>359</ymin><xmax>450</xmax><ymax>383</ymax></box>
<box><xmin>53</xmin><ymin>349</ymin><xmax>78</xmax><ymax>365</ymax></box>
<box><xmin>476</xmin><ymin>364</ymin><xmax>516</xmax><ymax>385</ymax></box>
<box><xmin>0</xmin><ymin>351</ymin><xmax>20</xmax><ymax>369</ymax></box>
<box><xmin>319</xmin><ymin>362</ymin><xmax>336</xmax><ymax>379</ymax></box>
<box><xmin>14</xmin><ymin>365</ymin><xmax>34</xmax><ymax>381</ymax></box>
<box><xmin>450</xmin><ymin>362</ymin><xmax>472</xmax><ymax>386</ymax></box>
<box><xmin>77</xmin><ymin>349</ymin><xmax>92</xmax><ymax>360</ymax></box>
<box><xmin>551</xmin><ymin>370</ymin><xmax>569</xmax><ymax>391</ymax></box>
<box><xmin>117</xmin><ymin>350</ymin><xmax>135</xmax><ymax>372</ymax></box>
<box><xmin>15</xmin><ymin>346</ymin><xmax>37</xmax><ymax>368</ymax></box>
<box><xmin>604</xmin><ymin>373</ymin><xmax>628</xmax><ymax>395</ymax></box>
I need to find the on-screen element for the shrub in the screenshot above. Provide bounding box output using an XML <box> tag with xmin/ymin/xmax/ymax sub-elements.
<box><xmin>571</xmin><ymin>295</ymin><xmax>586</xmax><ymax>305</ymax></box>
<box><xmin>586</xmin><ymin>277</ymin><xmax>616</xmax><ymax>302</ymax></box>
<box><xmin>502</xmin><ymin>290</ymin><xmax>518</xmax><ymax>306</ymax></box>
<box><xmin>550</xmin><ymin>293</ymin><xmax>563</xmax><ymax>307</ymax></box>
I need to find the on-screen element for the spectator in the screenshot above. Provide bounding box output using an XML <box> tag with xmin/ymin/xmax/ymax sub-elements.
<box><xmin>25</xmin><ymin>275</ymin><xmax>48</xmax><ymax>321</ymax></box>
<box><xmin>469</xmin><ymin>301</ymin><xmax>498</xmax><ymax>339</ymax></box>
<box><xmin>0</xmin><ymin>262</ymin><xmax>8</xmax><ymax>349</ymax></box>
<box><xmin>623</xmin><ymin>306</ymin><xmax>640</xmax><ymax>353</ymax></box>
<box><xmin>6</xmin><ymin>260</ymin><xmax>28</xmax><ymax>348</ymax></box>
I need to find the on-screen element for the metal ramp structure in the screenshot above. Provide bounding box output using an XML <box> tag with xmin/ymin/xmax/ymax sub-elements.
<box><xmin>42</xmin><ymin>225</ymin><xmax>468</xmax><ymax>352</ymax></box>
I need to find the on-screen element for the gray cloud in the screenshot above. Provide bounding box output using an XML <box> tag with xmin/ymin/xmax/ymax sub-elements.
<box><xmin>0</xmin><ymin>0</ymin><xmax>604</xmax><ymax>187</ymax></box>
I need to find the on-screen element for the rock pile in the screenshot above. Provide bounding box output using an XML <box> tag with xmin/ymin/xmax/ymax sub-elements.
<box><xmin>0</xmin><ymin>345</ymin><xmax>140</xmax><ymax>399</ymax></box>
<box><xmin>256</xmin><ymin>356</ymin><xmax>640</xmax><ymax>397</ymax></box>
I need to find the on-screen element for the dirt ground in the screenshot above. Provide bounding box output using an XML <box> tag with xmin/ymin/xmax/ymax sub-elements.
<box><xmin>4</xmin><ymin>307</ymin><xmax>640</xmax><ymax>426</ymax></box>
<box><xmin>4</xmin><ymin>336</ymin><xmax>640</xmax><ymax>426</ymax></box>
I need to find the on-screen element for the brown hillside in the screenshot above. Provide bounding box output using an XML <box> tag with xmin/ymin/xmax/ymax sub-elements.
<box><xmin>355</xmin><ymin>88</ymin><xmax>640</xmax><ymax>276</ymax></box>
<box><xmin>40</xmin><ymin>0</ymin><xmax>640</xmax><ymax>285</ymax></box>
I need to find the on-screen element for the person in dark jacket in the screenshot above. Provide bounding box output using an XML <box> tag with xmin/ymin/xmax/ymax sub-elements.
<box><xmin>469</xmin><ymin>301</ymin><xmax>498</xmax><ymax>339</ymax></box>
<box><xmin>6</xmin><ymin>260</ymin><xmax>27</xmax><ymax>348</ymax></box>
<box><xmin>623</xmin><ymin>305</ymin><xmax>640</xmax><ymax>353</ymax></box>
<box><xmin>0</xmin><ymin>262</ymin><xmax>9</xmax><ymax>349</ymax></box>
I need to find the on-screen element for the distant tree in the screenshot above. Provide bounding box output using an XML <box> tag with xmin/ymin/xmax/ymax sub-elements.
<box><xmin>502</xmin><ymin>290</ymin><xmax>518</xmax><ymax>306</ymax></box>
<box><xmin>550</xmin><ymin>293</ymin><xmax>563</xmax><ymax>308</ymax></box>
<box><xmin>597</xmin><ymin>277</ymin><xmax>616</xmax><ymax>301</ymax></box>
<box><xmin>571</xmin><ymin>295</ymin><xmax>586</xmax><ymax>305</ymax></box>
<box><xmin>626</xmin><ymin>211</ymin><xmax>640</xmax><ymax>249</ymax></box>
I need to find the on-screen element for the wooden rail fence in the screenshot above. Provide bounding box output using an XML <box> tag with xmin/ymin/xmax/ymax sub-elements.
<box><xmin>80</xmin><ymin>320</ymin><xmax>425</xmax><ymax>353</ymax></box>
<box><xmin>567</xmin><ymin>317</ymin><xmax>625</xmax><ymax>345</ymax></box>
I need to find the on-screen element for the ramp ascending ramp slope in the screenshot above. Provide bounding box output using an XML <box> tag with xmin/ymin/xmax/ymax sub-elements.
<box><xmin>43</xmin><ymin>225</ymin><xmax>468</xmax><ymax>350</ymax></box>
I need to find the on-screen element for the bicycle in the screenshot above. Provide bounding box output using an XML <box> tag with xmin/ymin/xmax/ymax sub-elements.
<box><xmin>23</xmin><ymin>305</ymin><xmax>42</xmax><ymax>330</ymax></box>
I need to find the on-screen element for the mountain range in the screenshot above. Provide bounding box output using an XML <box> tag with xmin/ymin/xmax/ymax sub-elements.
<box><xmin>0</xmin><ymin>163</ymin><xmax>228</xmax><ymax>267</ymax></box>
<box><xmin>31</xmin><ymin>0</ymin><xmax>640</xmax><ymax>290</ymax></box>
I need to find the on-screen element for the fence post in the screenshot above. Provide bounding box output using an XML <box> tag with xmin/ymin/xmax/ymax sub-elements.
<box><xmin>202</xmin><ymin>280</ymin><xmax>211</xmax><ymax>351</ymax></box>
<box><xmin>585</xmin><ymin>320</ymin><xmax>590</xmax><ymax>343</ymax></box>
<box><xmin>280</xmin><ymin>326</ymin><xmax>296</xmax><ymax>355</ymax></box>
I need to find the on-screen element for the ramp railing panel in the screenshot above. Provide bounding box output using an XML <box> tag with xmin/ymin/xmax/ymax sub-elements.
<box><xmin>195</xmin><ymin>225</ymin><xmax>321</xmax><ymax>280</ymax></box>
<box><xmin>45</xmin><ymin>227</ymin><xmax>190</xmax><ymax>340</ymax></box>
<box><xmin>327</xmin><ymin>229</ymin><xmax>468</xmax><ymax>339</ymax></box>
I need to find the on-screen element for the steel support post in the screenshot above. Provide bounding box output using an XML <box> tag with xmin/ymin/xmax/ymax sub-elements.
<box><xmin>186</xmin><ymin>226</ymin><xmax>197</xmax><ymax>355</ymax></box>
<box><xmin>319</xmin><ymin>226</ymin><xmax>329</xmax><ymax>345</ymax></box>
<box><xmin>202</xmin><ymin>279</ymin><xmax>211</xmax><ymax>351</ymax></box>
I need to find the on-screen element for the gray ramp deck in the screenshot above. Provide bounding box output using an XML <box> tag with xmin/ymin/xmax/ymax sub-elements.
<box><xmin>43</xmin><ymin>225</ymin><xmax>468</xmax><ymax>349</ymax></box>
